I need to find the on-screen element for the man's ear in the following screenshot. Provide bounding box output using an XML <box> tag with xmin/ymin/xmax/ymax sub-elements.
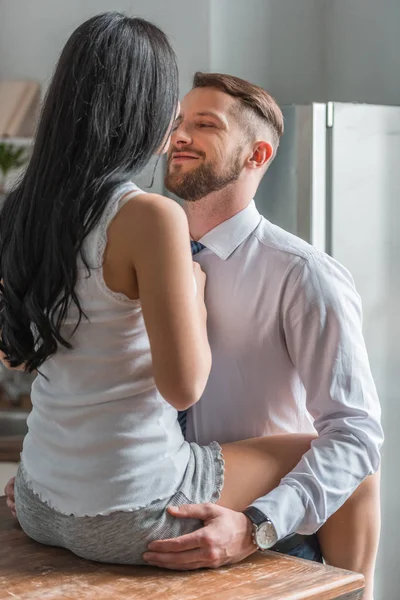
<box><xmin>247</xmin><ymin>141</ymin><xmax>274</xmax><ymax>169</ymax></box>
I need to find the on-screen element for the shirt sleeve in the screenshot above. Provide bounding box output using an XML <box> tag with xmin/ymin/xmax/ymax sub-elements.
<box><xmin>251</xmin><ymin>251</ymin><xmax>384</xmax><ymax>539</ymax></box>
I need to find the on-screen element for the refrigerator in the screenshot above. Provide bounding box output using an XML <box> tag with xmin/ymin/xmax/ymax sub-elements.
<box><xmin>256</xmin><ymin>103</ymin><xmax>400</xmax><ymax>600</ymax></box>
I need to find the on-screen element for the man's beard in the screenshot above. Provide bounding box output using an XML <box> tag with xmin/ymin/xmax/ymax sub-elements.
<box><xmin>165</xmin><ymin>151</ymin><xmax>242</xmax><ymax>201</ymax></box>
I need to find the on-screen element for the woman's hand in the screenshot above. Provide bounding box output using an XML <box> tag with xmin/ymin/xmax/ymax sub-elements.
<box><xmin>4</xmin><ymin>477</ymin><xmax>17</xmax><ymax>518</ymax></box>
<box><xmin>193</xmin><ymin>262</ymin><xmax>207</xmax><ymax>321</ymax></box>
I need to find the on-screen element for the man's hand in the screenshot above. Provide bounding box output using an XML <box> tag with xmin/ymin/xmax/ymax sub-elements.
<box><xmin>4</xmin><ymin>476</ymin><xmax>17</xmax><ymax>518</ymax></box>
<box><xmin>143</xmin><ymin>503</ymin><xmax>256</xmax><ymax>570</ymax></box>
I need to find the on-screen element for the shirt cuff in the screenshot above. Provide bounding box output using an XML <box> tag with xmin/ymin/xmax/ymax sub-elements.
<box><xmin>250</xmin><ymin>483</ymin><xmax>307</xmax><ymax>541</ymax></box>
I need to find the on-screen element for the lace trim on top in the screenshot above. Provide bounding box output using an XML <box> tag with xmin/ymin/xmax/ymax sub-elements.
<box><xmin>93</xmin><ymin>181</ymin><xmax>144</xmax><ymax>305</ymax></box>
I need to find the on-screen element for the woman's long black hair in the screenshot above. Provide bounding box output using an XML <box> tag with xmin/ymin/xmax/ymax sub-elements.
<box><xmin>0</xmin><ymin>12</ymin><xmax>179</xmax><ymax>372</ymax></box>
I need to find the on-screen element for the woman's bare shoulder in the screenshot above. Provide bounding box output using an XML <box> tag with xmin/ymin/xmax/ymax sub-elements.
<box><xmin>109</xmin><ymin>192</ymin><xmax>188</xmax><ymax>256</ymax></box>
<box><xmin>119</xmin><ymin>192</ymin><xmax>187</xmax><ymax>233</ymax></box>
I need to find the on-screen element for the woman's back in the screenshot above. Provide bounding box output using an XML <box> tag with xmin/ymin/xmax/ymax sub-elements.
<box><xmin>22</xmin><ymin>182</ymin><xmax>190</xmax><ymax>516</ymax></box>
<box><xmin>2</xmin><ymin>12</ymin><xmax>216</xmax><ymax>566</ymax></box>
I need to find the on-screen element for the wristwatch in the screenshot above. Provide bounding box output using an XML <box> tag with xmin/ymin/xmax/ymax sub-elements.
<box><xmin>243</xmin><ymin>506</ymin><xmax>278</xmax><ymax>551</ymax></box>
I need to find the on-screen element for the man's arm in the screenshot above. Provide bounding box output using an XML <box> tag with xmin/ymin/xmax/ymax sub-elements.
<box><xmin>251</xmin><ymin>251</ymin><xmax>383</xmax><ymax>539</ymax></box>
<box><xmin>143</xmin><ymin>250</ymin><xmax>383</xmax><ymax>570</ymax></box>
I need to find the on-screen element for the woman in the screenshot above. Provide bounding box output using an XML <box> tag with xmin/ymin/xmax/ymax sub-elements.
<box><xmin>0</xmin><ymin>13</ymin><xmax>377</xmax><ymax>596</ymax></box>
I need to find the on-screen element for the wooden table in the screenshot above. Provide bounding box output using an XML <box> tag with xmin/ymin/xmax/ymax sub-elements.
<box><xmin>0</xmin><ymin>497</ymin><xmax>364</xmax><ymax>599</ymax></box>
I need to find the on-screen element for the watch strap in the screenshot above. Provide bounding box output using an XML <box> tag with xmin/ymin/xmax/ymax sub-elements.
<box><xmin>243</xmin><ymin>506</ymin><xmax>270</xmax><ymax>527</ymax></box>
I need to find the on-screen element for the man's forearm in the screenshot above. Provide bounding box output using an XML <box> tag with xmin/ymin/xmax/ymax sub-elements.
<box><xmin>251</xmin><ymin>429</ymin><xmax>381</xmax><ymax>539</ymax></box>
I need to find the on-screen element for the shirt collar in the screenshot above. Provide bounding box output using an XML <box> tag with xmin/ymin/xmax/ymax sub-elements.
<box><xmin>198</xmin><ymin>200</ymin><xmax>262</xmax><ymax>260</ymax></box>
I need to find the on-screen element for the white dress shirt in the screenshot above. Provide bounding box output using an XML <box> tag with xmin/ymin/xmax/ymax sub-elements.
<box><xmin>186</xmin><ymin>199</ymin><xmax>383</xmax><ymax>540</ymax></box>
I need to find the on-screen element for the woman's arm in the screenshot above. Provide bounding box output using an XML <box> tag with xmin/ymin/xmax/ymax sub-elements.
<box><xmin>122</xmin><ymin>193</ymin><xmax>211</xmax><ymax>410</ymax></box>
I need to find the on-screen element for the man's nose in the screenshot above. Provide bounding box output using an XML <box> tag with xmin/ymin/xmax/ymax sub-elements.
<box><xmin>173</xmin><ymin>123</ymin><xmax>192</xmax><ymax>146</ymax></box>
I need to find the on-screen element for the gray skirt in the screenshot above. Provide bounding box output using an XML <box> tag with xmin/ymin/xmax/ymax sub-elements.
<box><xmin>14</xmin><ymin>441</ymin><xmax>224</xmax><ymax>565</ymax></box>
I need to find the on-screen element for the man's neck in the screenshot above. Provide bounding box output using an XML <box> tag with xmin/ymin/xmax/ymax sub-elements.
<box><xmin>184</xmin><ymin>184</ymin><xmax>254</xmax><ymax>241</ymax></box>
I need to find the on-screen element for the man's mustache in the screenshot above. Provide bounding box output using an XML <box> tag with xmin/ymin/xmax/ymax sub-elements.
<box><xmin>167</xmin><ymin>148</ymin><xmax>206</xmax><ymax>165</ymax></box>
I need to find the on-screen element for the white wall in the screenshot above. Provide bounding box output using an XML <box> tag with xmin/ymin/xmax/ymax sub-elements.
<box><xmin>210</xmin><ymin>0</ymin><xmax>325</xmax><ymax>103</ymax></box>
<box><xmin>0</xmin><ymin>0</ymin><xmax>212</xmax><ymax>193</ymax></box>
<box><xmin>0</xmin><ymin>0</ymin><xmax>211</xmax><ymax>96</ymax></box>
<box><xmin>325</xmin><ymin>0</ymin><xmax>400</xmax><ymax>105</ymax></box>
<box><xmin>210</xmin><ymin>0</ymin><xmax>272</xmax><ymax>89</ymax></box>
<box><xmin>1</xmin><ymin>0</ymin><xmax>398</xmax><ymax>111</ymax></box>
<box><xmin>210</xmin><ymin>0</ymin><xmax>400</xmax><ymax>106</ymax></box>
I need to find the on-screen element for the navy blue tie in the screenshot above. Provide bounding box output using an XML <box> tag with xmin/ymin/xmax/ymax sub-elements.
<box><xmin>190</xmin><ymin>240</ymin><xmax>205</xmax><ymax>255</ymax></box>
<box><xmin>177</xmin><ymin>240</ymin><xmax>206</xmax><ymax>437</ymax></box>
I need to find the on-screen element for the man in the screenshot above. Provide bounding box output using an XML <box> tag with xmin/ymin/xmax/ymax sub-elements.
<box><xmin>5</xmin><ymin>73</ymin><xmax>382</xmax><ymax>598</ymax></box>
<box><xmin>144</xmin><ymin>73</ymin><xmax>382</xmax><ymax>597</ymax></box>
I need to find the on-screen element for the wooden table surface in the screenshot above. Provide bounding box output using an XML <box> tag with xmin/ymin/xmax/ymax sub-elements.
<box><xmin>0</xmin><ymin>496</ymin><xmax>364</xmax><ymax>600</ymax></box>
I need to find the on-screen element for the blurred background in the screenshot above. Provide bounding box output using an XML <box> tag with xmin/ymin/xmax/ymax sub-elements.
<box><xmin>0</xmin><ymin>1</ymin><xmax>399</xmax><ymax>598</ymax></box>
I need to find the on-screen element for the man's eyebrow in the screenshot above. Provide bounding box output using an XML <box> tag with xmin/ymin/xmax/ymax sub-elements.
<box><xmin>173</xmin><ymin>111</ymin><xmax>227</xmax><ymax>126</ymax></box>
<box><xmin>196</xmin><ymin>111</ymin><xmax>225</xmax><ymax>123</ymax></box>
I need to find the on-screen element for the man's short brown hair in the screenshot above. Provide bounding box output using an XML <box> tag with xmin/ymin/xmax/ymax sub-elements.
<box><xmin>193</xmin><ymin>72</ymin><xmax>283</xmax><ymax>154</ymax></box>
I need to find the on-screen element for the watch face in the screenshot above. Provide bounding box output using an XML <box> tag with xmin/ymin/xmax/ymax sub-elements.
<box><xmin>256</xmin><ymin>521</ymin><xmax>278</xmax><ymax>550</ymax></box>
